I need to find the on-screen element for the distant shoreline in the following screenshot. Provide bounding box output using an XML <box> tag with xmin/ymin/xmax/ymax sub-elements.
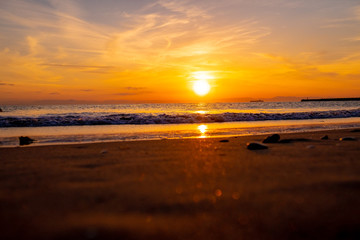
<box><xmin>301</xmin><ymin>97</ymin><xmax>360</xmax><ymax>102</ymax></box>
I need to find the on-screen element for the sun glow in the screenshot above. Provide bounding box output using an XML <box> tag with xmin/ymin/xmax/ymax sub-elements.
<box><xmin>197</xmin><ymin>124</ymin><xmax>208</xmax><ymax>138</ymax></box>
<box><xmin>192</xmin><ymin>71</ymin><xmax>213</xmax><ymax>96</ymax></box>
<box><xmin>198</xmin><ymin>124</ymin><xmax>208</xmax><ymax>134</ymax></box>
<box><xmin>193</xmin><ymin>80</ymin><xmax>210</xmax><ymax>96</ymax></box>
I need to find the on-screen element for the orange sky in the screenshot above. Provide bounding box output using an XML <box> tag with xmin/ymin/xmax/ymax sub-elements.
<box><xmin>0</xmin><ymin>0</ymin><xmax>360</xmax><ymax>104</ymax></box>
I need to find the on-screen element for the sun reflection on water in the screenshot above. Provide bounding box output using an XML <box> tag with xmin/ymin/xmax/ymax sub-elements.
<box><xmin>195</xmin><ymin>110</ymin><xmax>207</xmax><ymax>114</ymax></box>
<box><xmin>197</xmin><ymin>124</ymin><xmax>208</xmax><ymax>138</ymax></box>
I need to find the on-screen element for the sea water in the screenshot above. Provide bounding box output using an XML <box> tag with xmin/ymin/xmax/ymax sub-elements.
<box><xmin>1</xmin><ymin>101</ymin><xmax>360</xmax><ymax>147</ymax></box>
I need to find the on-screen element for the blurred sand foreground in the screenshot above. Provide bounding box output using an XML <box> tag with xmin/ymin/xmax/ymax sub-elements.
<box><xmin>0</xmin><ymin>129</ymin><xmax>359</xmax><ymax>239</ymax></box>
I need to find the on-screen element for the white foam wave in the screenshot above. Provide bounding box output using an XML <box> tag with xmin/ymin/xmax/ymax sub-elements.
<box><xmin>1</xmin><ymin>108</ymin><xmax>360</xmax><ymax>127</ymax></box>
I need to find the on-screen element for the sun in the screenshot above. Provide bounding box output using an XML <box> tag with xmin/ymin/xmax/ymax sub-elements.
<box><xmin>192</xmin><ymin>71</ymin><xmax>213</xmax><ymax>96</ymax></box>
<box><xmin>193</xmin><ymin>80</ymin><xmax>210</xmax><ymax>96</ymax></box>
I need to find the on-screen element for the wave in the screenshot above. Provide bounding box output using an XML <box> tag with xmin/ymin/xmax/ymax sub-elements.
<box><xmin>1</xmin><ymin>109</ymin><xmax>360</xmax><ymax>127</ymax></box>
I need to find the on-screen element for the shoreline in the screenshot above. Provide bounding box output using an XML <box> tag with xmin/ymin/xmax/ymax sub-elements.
<box><xmin>1</xmin><ymin>128</ymin><xmax>360</xmax><ymax>239</ymax></box>
<box><xmin>1</xmin><ymin>118</ymin><xmax>360</xmax><ymax>148</ymax></box>
<box><xmin>1</xmin><ymin>126</ymin><xmax>360</xmax><ymax>149</ymax></box>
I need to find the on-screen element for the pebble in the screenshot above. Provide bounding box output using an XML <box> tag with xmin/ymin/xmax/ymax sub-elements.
<box><xmin>219</xmin><ymin>139</ymin><xmax>229</xmax><ymax>142</ymax></box>
<box><xmin>247</xmin><ymin>142</ymin><xmax>268</xmax><ymax>150</ymax></box>
<box><xmin>19</xmin><ymin>136</ymin><xmax>35</xmax><ymax>146</ymax></box>
<box><xmin>321</xmin><ymin>135</ymin><xmax>329</xmax><ymax>140</ymax></box>
<box><xmin>100</xmin><ymin>149</ymin><xmax>108</xmax><ymax>154</ymax></box>
<box><xmin>339</xmin><ymin>137</ymin><xmax>356</xmax><ymax>141</ymax></box>
<box><xmin>306</xmin><ymin>145</ymin><xmax>315</xmax><ymax>149</ymax></box>
<box><xmin>262</xmin><ymin>134</ymin><xmax>280</xmax><ymax>143</ymax></box>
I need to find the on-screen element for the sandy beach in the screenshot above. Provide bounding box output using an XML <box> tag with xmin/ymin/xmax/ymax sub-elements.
<box><xmin>0</xmin><ymin>129</ymin><xmax>359</xmax><ymax>239</ymax></box>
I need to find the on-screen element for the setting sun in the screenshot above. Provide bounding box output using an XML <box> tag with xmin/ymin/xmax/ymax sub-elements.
<box><xmin>192</xmin><ymin>71</ymin><xmax>213</xmax><ymax>96</ymax></box>
<box><xmin>193</xmin><ymin>80</ymin><xmax>211</xmax><ymax>96</ymax></box>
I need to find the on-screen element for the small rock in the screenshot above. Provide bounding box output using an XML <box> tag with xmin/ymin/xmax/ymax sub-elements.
<box><xmin>262</xmin><ymin>134</ymin><xmax>280</xmax><ymax>143</ymax></box>
<box><xmin>100</xmin><ymin>149</ymin><xmax>108</xmax><ymax>154</ymax></box>
<box><xmin>0</xmin><ymin>108</ymin><xmax>3</xmax><ymax>112</ymax></box>
<box><xmin>247</xmin><ymin>142</ymin><xmax>268</xmax><ymax>150</ymax></box>
<box><xmin>321</xmin><ymin>135</ymin><xmax>329</xmax><ymax>140</ymax></box>
<box><xmin>19</xmin><ymin>136</ymin><xmax>35</xmax><ymax>145</ymax></box>
<box><xmin>219</xmin><ymin>139</ymin><xmax>229</xmax><ymax>142</ymax></box>
<box><xmin>306</xmin><ymin>145</ymin><xmax>315</xmax><ymax>149</ymax></box>
<box><xmin>339</xmin><ymin>137</ymin><xmax>356</xmax><ymax>141</ymax></box>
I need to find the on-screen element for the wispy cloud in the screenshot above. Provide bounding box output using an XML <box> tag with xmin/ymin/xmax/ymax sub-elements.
<box><xmin>41</xmin><ymin>63</ymin><xmax>115</xmax><ymax>69</ymax></box>
<box><xmin>114</xmin><ymin>87</ymin><xmax>152</xmax><ymax>96</ymax></box>
<box><xmin>0</xmin><ymin>0</ymin><xmax>269</xmax><ymax>73</ymax></box>
<box><xmin>355</xmin><ymin>5</ymin><xmax>360</xmax><ymax>20</ymax></box>
<box><xmin>114</xmin><ymin>93</ymin><xmax>140</xmax><ymax>96</ymax></box>
<box><xmin>103</xmin><ymin>0</ymin><xmax>270</xmax><ymax>69</ymax></box>
<box><xmin>125</xmin><ymin>87</ymin><xmax>148</xmax><ymax>91</ymax></box>
<box><xmin>0</xmin><ymin>82</ymin><xmax>15</xmax><ymax>86</ymax></box>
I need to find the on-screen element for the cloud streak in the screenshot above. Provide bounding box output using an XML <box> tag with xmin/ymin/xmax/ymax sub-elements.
<box><xmin>114</xmin><ymin>87</ymin><xmax>152</xmax><ymax>96</ymax></box>
<box><xmin>0</xmin><ymin>82</ymin><xmax>15</xmax><ymax>86</ymax></box>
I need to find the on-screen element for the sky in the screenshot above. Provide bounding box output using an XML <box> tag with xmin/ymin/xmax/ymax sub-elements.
<box><xmin>0</xmin><ymin>0</ymin><xmax>360</xmax><ymax>104</ymax></box>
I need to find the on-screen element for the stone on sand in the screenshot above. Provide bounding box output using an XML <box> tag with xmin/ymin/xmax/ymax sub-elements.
<box><xmin>19</xmin><ymin>136</ymin><xmax>35</xmax><ymax>146</ymax></box>
<box><xmin>247</xmin><ymin>142</ymin><xmax>268</xmax><ymax>150</ymax></box>
<box><xmin>262</xmin><ymin>134</ymin><xmax>280</xmax><ymax>143</ymax></box>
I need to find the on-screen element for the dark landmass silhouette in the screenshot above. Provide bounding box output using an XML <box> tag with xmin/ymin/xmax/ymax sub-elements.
<box><xmin>301</xmin><ymin>97</ymin><xmax>360</xmax><ymax>102</ymax></box>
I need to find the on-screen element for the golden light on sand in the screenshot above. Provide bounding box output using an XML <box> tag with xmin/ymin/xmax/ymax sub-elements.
<box><xmin>192</xmin><ymin>71</ymin><xmax>213</xmax><ymax>96</ymax></box>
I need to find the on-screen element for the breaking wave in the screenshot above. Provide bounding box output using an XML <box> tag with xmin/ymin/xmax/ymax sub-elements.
<box><xmin>1</xmin><ymin>108</ymin><xmax>360</xmax><ymax>127</ymax></box>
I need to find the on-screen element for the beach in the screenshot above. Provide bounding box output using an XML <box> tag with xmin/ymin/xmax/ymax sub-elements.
<box><xmin>0</xmin><ymin>129</ymin><xmax>359</xmax><ymax>239</ymax></box>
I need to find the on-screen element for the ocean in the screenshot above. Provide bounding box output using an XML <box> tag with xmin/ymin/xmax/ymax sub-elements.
<box><xmin>1</xmin><ymin>101</ymin><xmax>360</xmax><ymax>147</ymax></box>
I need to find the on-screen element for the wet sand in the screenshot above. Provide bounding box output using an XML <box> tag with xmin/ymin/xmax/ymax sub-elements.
<box><xmin>0</xmin><ymin>129</ymin><xmax>360</xmax><ymax>239</ymax></box>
